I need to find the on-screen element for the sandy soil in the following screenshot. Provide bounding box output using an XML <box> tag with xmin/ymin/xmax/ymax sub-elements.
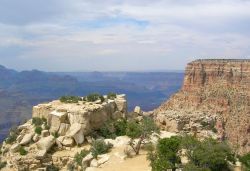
<box><xmin>88</xmin><ymin>146</ymin><xmax>151</xmax><ymax>171</ymax></box>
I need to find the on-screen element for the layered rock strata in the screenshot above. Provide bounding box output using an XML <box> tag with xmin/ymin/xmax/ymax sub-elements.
<box><xmin>155</xmin><ymin>59</ymin><xmax>250</xmax><ymax>154</ymax></box>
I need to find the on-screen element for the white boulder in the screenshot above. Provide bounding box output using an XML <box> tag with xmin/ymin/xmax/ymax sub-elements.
<box><xmin>36</xmin><ymin>135</ymin><xmax>55</xmax><ymax>152</ymax></box>
<box><xmin>19</xmin><ymin>132</ymin><xmax>34</xmax><ymax>145</ymax></box>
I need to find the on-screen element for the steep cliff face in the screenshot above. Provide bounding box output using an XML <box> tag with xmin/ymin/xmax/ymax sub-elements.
<box><xmin>155</xmin><ymin>59</ymin><xmax>250</xmax><ymax>154</ymax></box>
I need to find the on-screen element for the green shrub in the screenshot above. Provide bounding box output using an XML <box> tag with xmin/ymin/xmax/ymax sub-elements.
<box><xmin>147</xmin><ymin>136</ymin><xmax>182</xmax><ymax>171</ymax></box>
<box><xmin>5</xmin><ymin>134</ymin><xmax>17</xmax><ymax>144</ymax></box>
<box><xmin>44</xmin><ymin>124</ymin><xmax>50</xmax><ymax>130</ymax></box>
<box><xmin>5</xmin><ymin>127</ymin><xmax>19</xmax><ymax>144</ymax></box>
<box><xmin>74</xmin><ymin>149</ymin><xmax>89</xmax><ymax>166</ymax></box>
<box><xmin>42</xmin><ymin>117</ymin><xmax>47</xmax><ymax>123</ymax></box>
<box><xmin>182</xmin><ymin>136</ymin><xmax>235</xmax><ymax>171</ymax></box>
<box><xmin>99</xmin><ymin>121</ymin><xmax>116</xmax><ymax>139</ymax></box>
<box><xmin>0</xmin><ymin>161</ymin><xmax>7</xmax><ymax>169</ymax></box>
<box><xmin>51</xmin><ymin>132</ymin><xmax>59</xmax><ymax>138</ymax></box>
<box><xmin>239</xmin><ymin>153</ymin><xmax>250</xmax><ymax>170</ymax></box>
<box><xmin>32</xmin><ymin>117</ymin><xmax>43</xmax><ymax>126</ymax></box>
<box><xmin>86</xmin><ymin>93</ymin><xmax>104</xmax><ymax>102</ymax></box>
<box><xmin>19</xmin><ymin>146</ymin><xmax>27</xmax><ymax>156</ymax></box>
<box><xmin>114</xmin><ymin>118</ymin><xmax>127</xmax><ymax>136</ymax></box>
<box><xmin>126</xmin><ymin>120</ymin><xmax>141</xmax><ymax>138</ymax></box>
<box><xmin>35</xmin><ymin>126</ymin><xmax>42</xmax><ymax>135</ymax></box>
<box><xmin>90</xmin><ymin>139</ymin><xmax>113</xmax><ymax>158</ymax></box>
<box><xmin>46</xmin><ymin>164</ymin><xmax>59</xmax><ymax>171</ymax></box>
<box><xmin>60</xmin><ymin>96</ymin><xmax>82</xmax><ymax>103</ymax></box>
<box><xmin>107</xmin><ymin>92</ymin><xmax>117</xmax><ymax>100</ymax></box>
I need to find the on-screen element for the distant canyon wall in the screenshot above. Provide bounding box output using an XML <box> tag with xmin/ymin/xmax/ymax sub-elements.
<box><xmin>155</xmin><ymin>59</ymin><xmax>250</xmax><ymax>154</ymax></box>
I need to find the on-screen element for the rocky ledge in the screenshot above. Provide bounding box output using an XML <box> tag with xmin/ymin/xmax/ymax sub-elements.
<box><xmin>155</xmin><ymin>59</ymin><xmax>250</xmax><ymax>154</ymax></box>
<box><xmin>0</xmin><ymin>94</ymin><xmax>128</xmax><ymax>170</ymax></box>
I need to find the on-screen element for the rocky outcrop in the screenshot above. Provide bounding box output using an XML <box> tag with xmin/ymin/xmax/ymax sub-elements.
<box><xmin>155</xmin><ymin>59</ymin><xmax>250</xmax><ymax>154</ymax></box>
<box><xmin>0</xmin><ymin>94</ymin><xmax>128</xmax><ymax>170</ymax></box>
<box><xmin>33</xmin><ymin>94</ymin><xmax>127</xmax><ymax>137</ymax></box>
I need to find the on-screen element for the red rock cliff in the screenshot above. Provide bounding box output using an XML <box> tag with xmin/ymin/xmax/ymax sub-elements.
<box><xmin>155</xmin><ymin>59</ymin><xmax>250</xmax><ymax>154</ymax></box>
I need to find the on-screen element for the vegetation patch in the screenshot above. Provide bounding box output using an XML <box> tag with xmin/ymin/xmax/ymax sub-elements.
<box><xmin>46</xmin><ymin>164</ymin><xmax>59</xmax><ymax>171</ymax></box>
<box><xmin>147</xmin><ymin>135</ymin><xmax>236</xmax><ymax>171</ymax></box>
<box><xmin>35</xmin><ymin>126</ymin><xmax>42</xmax><ymax>135</ymax></box>
<box><xmin>19</xmin><ymin>146</ymin><xmax>28</xmax><ymax>156</ymax></box>
<box><xmin>107</xmin><ymin>92</ymin><xmax>117</xmax><ymax>100</ymax></box>
<box><xmin>240</xmin><ymin>153</ymin><xmax>250</xmax><ymax>170</ymax></box>
<box><xmin>60</xmin><ymin>96</ymin><xmax>82</xmax><ymax>103</ymax></box>
<box><xmin>86</xmin><ymin>93</ymin><xmax>104</xmax><ymax>102</ymax></box>
<box><xmin>5</xmin><ymin>127</ymin><xmax>19</xmax><ymax>144</ymax></box>
<box><xmin>0</xmin><ymin>161</ymin><xmax>7</xmax><ymax>170</ymax></box>
<box><xmin>90</xmin><ymin>139</ymin><xmax>113</xmax><ymax>158</ymax></box>
<box><xmin>74</xmin><ymin>149</ymin><xmax>89</xmax><ymax>166</ymax></box>
<box><xmin>32</xmin><ymin>117</ymin><xmax>44</xmax><ymax>126</ymax></box>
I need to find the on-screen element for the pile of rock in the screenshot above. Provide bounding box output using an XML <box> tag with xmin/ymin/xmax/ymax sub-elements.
<box><xmin>0</xmin><ymin>94</ymin><xmax>128</xmax><ymax>170</ymax></box>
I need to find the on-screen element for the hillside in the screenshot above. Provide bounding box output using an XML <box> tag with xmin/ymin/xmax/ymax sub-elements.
<box><xmin>155</xmin><ymin>59</ymin><xmax>250</xmax><ymax>154</ymax></box>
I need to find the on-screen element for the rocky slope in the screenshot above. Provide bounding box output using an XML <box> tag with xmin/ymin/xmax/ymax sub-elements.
<box><xmin>155</xmin><ymin>59</ymin><xmax>250</xmax><ymax>154</ymax></box>
<box><xmin>0</xmin><ymin>94</ymin><xmax>127</xmax><ymax>170</ymax></box>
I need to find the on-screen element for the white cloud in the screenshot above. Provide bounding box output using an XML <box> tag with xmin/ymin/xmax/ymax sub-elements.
<box><xmin>0</xmin><ymin>0</ymin><xmax>249</xmax><ymax>71</ymax></box>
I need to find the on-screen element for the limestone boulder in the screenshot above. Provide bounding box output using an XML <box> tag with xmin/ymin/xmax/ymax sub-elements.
<box><xmin>58</xmin><ymin>123</ymin><xmax>70</xmax><ymax>136</ymax></box>
<box><xmin>19</xmin><ymin>132</ymin><xmax>34</xmax><ymax>145</ymax></box>
<box><xmin>48</xmin><ymin>110</ymin><xmax>68</xmax><ymax>133</ymax></box>
<box><xmin>57</xmin><ymin>136</ymin><xmax>74</xmax><ymax>147</ymax></box>
<box><xmin>90</xmin><ymin>159</ymin><xmax>98</xmax><ymax>167</ymax></box>
<box><xmin>41</xmin><ymin>130</ymin><xmax>50</xmax><ymax>137</ymax></box>
<box><xmin>32</xmin><ymin>103</ymin><xmax>53</xmax><ymax>119</ymax></box>
<box><xmin>134</xmin><ymin>106</ymin><xmax>142</xmax><ymax>115</ymax></box>
<box><xmin>97</xmin><ymin>154</ymin><xmax>109</xmax><ymax>165</ymax></box>
<box><xmin>35</xmin><ymin>150</ymin><xmax>47</xmax><ymax>160</ymax></box>
<box><xmin>33</xmin><ymin>134</ymin><xmax>39</xmax><ymax>142</ymax></box>
<box><xmin>82</xmin><ymin>153</ymin><xmax>94</xmax><ymax>168</ymax></box>
<box><xmin>36</xmin><ymin>135</ymin><xmax>55</xmax><ymax>152</ymax></box>
<box><xmin>114</xmin><ymin>95</ymin><xmax>127</xmax><ymax>113</ymax></box>
<box><xmin>66</xmin><ymin>123</ymin><xmax>85</xmax><ymax>145</ymax></box>
<box><xmin>10</xmin><ymin>144</ymin><xmax>20</xmax><ymax>153</ymax></box>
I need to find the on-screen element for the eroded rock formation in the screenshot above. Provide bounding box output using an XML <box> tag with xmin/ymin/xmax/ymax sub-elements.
<box><xmin>0</xmin><ymin>94</ymin><xmax>127</xmax><ymax>170</ymax></box>
<box><xmin>155</xmin><ymin>59</ymin><xmax>250</xmax><ymax>154</ymax></box>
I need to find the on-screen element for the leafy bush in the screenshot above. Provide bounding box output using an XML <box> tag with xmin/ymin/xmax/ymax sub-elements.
<box><xmin>126</xmin><ymin>120</ymin><xmax>141</xmax><ymax>138</ymax></box>
<box><xmin>46</xmin><ymin>164</ymin><xmax>59</xmax><ymax>171</ymax></box>
<box><xmin>113</xmin><ymin>118</ymin><xmax>127</xmax><ymax>136</ymax></box>
<box><xmin>60</xmin><ymin>96</ymin><xmax>82</xmax><ymax>103</ymax></box>
<box><xmin>35</xmin><ymin>126</ymin><xmax>42</xmax><ymax>135</ymax></box>
<box><xmin>148</xmin><ymin>136</ymin><xmax>182</xmax><ymax>171</ymax></box>
<box><xmin>107</xmin><ymin>92</ymin><xmax>117</xmax><ymax>100</ymax></box>
<box><xmin>86</xmin><ymin>93</ymin><xmax>104</xmax><ymax>102</ymax></box>
<box><xmin>74</xmin><ymin>149</ymin><xmax>89</xmax><ymax>166</ymax></box>
<box><xmin>19</xmin><ymin>146</ymin><xmax>27</xmax><ymax>156</ymax></box>
<box><xmin>182</xmin><ymin>136</ymin><xmax>235</xmax><ymax>171</ymax></box>
<box><xmin>98</xmin><ymin>118</ymin><xmax>127</xmax><ymax>139</ymax></box>
<box><xmin>99</xmin><ymin>121</ymin><xmax>116</xmax><ymax>139</ymax></box>
<box><xmin>90</xmin><ymin>139</ymin><xmax>113</xmax><ymax>158</ymax></box>
<box><xmin>32</xmin><ymin>117</ymin><xmax>43</xmax><ymax>126</ymax></box>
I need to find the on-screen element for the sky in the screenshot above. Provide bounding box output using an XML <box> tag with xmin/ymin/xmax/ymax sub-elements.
<box><xmin>0</xmin><ymin>0</ymin><xmax>250</xmax><ymax>71</ymax></box>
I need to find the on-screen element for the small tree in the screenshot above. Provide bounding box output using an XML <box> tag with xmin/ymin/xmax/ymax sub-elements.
<box><xmin>126</xmin><ymin>117</ymin><xmax>159</xmax><ymax>155</ymax></box>
<box><xmin>182</xmin><ymin>136</ymin><xmax>235</xmax><ymax>171</ymax></box>
<box><xmin>147</xmin><ymin>136</ymin><xmax>182</xmax><ymax>171</ymax></box>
